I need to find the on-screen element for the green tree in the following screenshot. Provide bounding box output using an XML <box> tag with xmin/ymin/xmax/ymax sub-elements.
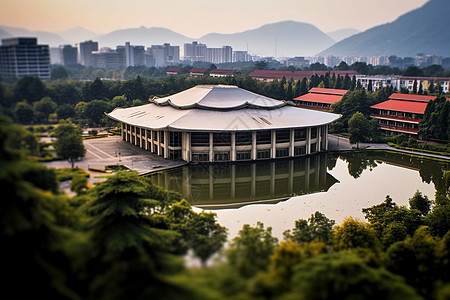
<box><xmin>188</xmin><ymin>211</ymin><xmax>227</xmax><ymax>267</ymax></box>
<box><xmin>333</xmin><ymin>217</ymin><xmax>381</xmax><ymax>252</ymax></box>
<box><xmin>284</xmin><ymin>211</ymin><xmax>335</xmax><ymax>245</ymax></box>
<box><xmin>70</xmin><ymin>173</ymin><xmax>88</xmax><ymax>194</ymax></box>
<box><xmin>50</xmin><ymin>66</ymin><xmax>69</xmax><ymax>80</ymax></box>
<box><xmin>409</xmin><ymin>190</ymin><xmax>432</xmax><ymax>216</ymax></box>
<box><xmin>13</xmin><ymin>75</ymin><xmax>47</xmax><ymax>103</ymax></box>
<box><xmin>34</xmin><ymin>96</ymin><xmax>57</xmax><ymax>123</ymax></box>
<box><xmin>0</xmin><ymin>116</ymin><xmax>80</xmax><ymax>299</ymax></box>
<box><xmin>56</xmin><ymin>104</ymin><xmax>76</xmax><ymax>120</ymax></box>
<box><xmin>13</xmin><ymin>100</ymin><xmax>34</xmax><ymax>124</ymax></box>
<box><xmin>226</xmin><ymin>222</ymin><xmax>278</xmax><ymax>278</ymax></box>
<box><xmin>286</xmin><ymin>253</ymin><xmax>423</xmax><ymax>300</ymax></box>
<box><xmin>53</xmin><ymin>119</ymin><xmax>86</xmax><ymax>168</ymax></box>
<box><xmin>84</xmin><ymin>170</ymin><xmax>186</xmax><ymax>299</ymax></box>
<box><xmin>84</xmin><ymin>99</ymin><xmax>109</xmax><ymax>125</ymax></box>
<box><xmin>348</xmin><ymin>112</ymin><xmax>372</xmax><ymax>148</ymax></box>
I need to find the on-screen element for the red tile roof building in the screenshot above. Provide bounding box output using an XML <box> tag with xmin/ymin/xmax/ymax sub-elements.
<box><xmin>293</xmin><ymin>88</ymin><xmax>348</xmax><ymax>111</ymax></box>
<box><xmin>209</xmin><ymin>69</ymin><xmax>238</xmax><ymax>77</ymax></box>
<box><xmin>249</xmin><ymin>70</ymin><xmax>359</xmax><ymax>82</ymax></box>
<box><xmin>189</xmin><ymin>68</ymin><xmax>208</xmax><ymax>77</ymax></box>
<box><xmin>370</xmin><ymin>93</ymin><xmax>437</xmax><ymax>136</ymax></box>
<box><xmin>166</xmin><ymin>67</ymin><xmax>182</xmax><ymax>76</ymax></box>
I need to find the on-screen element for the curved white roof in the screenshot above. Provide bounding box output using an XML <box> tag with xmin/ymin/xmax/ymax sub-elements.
<box><xmin>152</xmin><ymin>85</ymin><xmax>285</xmax><ymax>109</ymax></box>
<box><xmin>107</xmin><ymin>85</ymin><xmax>341</xmax><ymax>131</ymax></box>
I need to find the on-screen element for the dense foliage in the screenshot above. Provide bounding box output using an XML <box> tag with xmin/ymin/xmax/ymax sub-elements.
<box><xmin>2</xmin><ymin>116</ymin><xmax>450</xmax><ymax>299</ymax></box>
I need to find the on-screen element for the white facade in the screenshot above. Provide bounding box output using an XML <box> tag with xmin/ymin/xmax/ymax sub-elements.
<box><xmin>108</xmin><ymin>85</ymin><xmax>341</xmax><ymax>163</ymax></box>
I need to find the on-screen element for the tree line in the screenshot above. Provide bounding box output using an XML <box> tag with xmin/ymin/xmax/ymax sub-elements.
<box><xmin>1</xmin><ymin>116</ymin><xmax>450</xmax><ymax>299</ymax></box>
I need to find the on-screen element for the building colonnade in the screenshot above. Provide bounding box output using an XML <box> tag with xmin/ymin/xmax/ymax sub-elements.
<box><xmin>121</xmin><ymin>122</ymin><xmax>329</xmax><ymax>162</ymax></box>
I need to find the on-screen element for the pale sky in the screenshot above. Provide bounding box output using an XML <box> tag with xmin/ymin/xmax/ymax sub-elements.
<box><xmin>0</xmin><ymin>0</ymin><xmax>429</xmax><ymax>37</ymax></box>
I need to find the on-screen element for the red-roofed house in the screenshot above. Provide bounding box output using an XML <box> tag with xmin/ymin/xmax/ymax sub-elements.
<box><xmin>370</xmin><ymin>93</ymin><xmax>437</xmax><ymax>136</ymax></box>
<box><xmin>189</xmin><ymin>68</ymin><xmax>208</xmax><ymax>77</ymax></box>
<box><xmin>249</xmin><ymin>70</ymin><xmax>359</xmax><ymax>82</ymax></box>
<box><xmin>293</xmin><ymin>88</ymin><xmax>348</xmax><ymax>111</ymax></box>
<box><xmin>166</xmin><ymin>67</ymin><xmax>182</xmax><ymax>76</ymax></box>
<box><xmin>209</xmin><ymin>69</ymin><xmax>238</xmax><ymax>77</ymax></box>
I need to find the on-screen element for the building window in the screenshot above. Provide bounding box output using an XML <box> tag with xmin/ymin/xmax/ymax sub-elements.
<box><xmin>236</xmin><ymin>132</ymin><xmax>252</xmax><ymax>145</ymax></box>
<box><xmin>153</xmin><ymin>131</ymin><xmax>158</xmax><ymax>142</ymax></box>
<box><xmin>256</xmin><ymin>131</ymin><xmax>271</xmax><ymax>145</ymax></box>
<box><xmin>136</xmin><ymin>138</ymin><xmax>140</xmax><ymax>147</ymax></box>
<box><xmin>294</xmin><ymin>128</ymin><xmax>306</xmax><ymax>141</ymax></box>
<box><xmin>192</xmin><ymin>152</ymin><xmax>209</xmax><ymax>162</ymax></box>
<box><xmin>311</xmin><ymin>127</ymin><xmax>317</xmax><ymax>139</ymax></box>
<box><xmin>276</xmin><ymin>148</ymin><xmax>289</xmax><ymax>158</ymax></box>
<box><xmin>136</xmin><ymin>127</ymin><xmax>141</xmax><ymax>135</ymax></box>
<box><xmin>294</xmin><ymin>145</ymin><xmax>306</xmax><ymax>156</ymax></box>
<box><xmin>236</xmin><ymin>151</ymin><xmax>251</xmax><ymax>160</ymax></box>
<box><xmin>127</xmin><ymin>124</ymin><xmax>130</xmax><ymax>131</ymax></box>
<box><xmin>123</xmin><ymin>132</ymin><xmax>126</xmax><ymax>141</ymax></box>
<box><xmin>213</xmin><ymin>132</ymin><xmax>231</xmax><ymax>146</ymax></box>
<box><xmin>169</xmin><ymin>131</ymin><xmax>182</xmax><ymax>147</ymax></box>
<box><xmin>310</xmin><ymin>143</ymin><xmax>317</xmax><ymax>153</ymax></box>
<box><xmin>276</xmin><ymin>129</ymin><xmax>290</xmax><ymax>143</ymax></box>
<box><xmin>257</xmin><ymin>149</ymin><xmax>271</xmax><ymax>159</ymax></box>
<box><xmin>122</xmin><ymin>123</ymin><xmax>126</xmax><ymax>129</ymax></box>
<box><xmin>214</xmin><ymin>151</ymin><xmax>230</xmax><ymax>161</ymax></box>
<box><xmin>147</xmin><ymin>141</ymin><xmax>152</xmax><ymax>151</ymax></box>
<box><xmin>131</xmin><ymin>126</ymin><xmax>135</xmax><ymax>133</ymax></box>
<box><xmin>191</xmin><ymin>132</ymin><xmax>210</xmax><ymax>147</ymax></box>
<box><xmin>147</xmin><ymin>130</ymin><xmax>151</xmax><ymax>139</ymax></box>
<box><xmin>160</xmin><ymin>131</ymin><xmax>165</xmax><ymax>144</ymax></box>
<box><xmin>131</xmin><ymin>135</ymin><xmax>135</xmax><ymax>144</ymax></box>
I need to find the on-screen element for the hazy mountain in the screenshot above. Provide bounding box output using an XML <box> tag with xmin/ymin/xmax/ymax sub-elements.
<box><xmin>0</xmin><ymin>25</ymin><xmax>68</xmax><ymax>46</ymax></box>
<box><xmin>198</xmin><ymin>21</ymin><xmax>335</xmax><ymax>57</ymax></box>
<box><xmin>57</xmin><ymin>27</ymin><xmax>98</xmax><ymax>44</ymax></box>
<box><xmin>96</xmin><ymin>26</ymin><xmax>193</xmax><ymax>48</ymax></box>
<box><xmin>319</xmin><ymin>0</ymin><xmax>450</xmax><ymax>57</ymax></box>
<box><xmin>327</xmin><ymin>28</ymin><xmax>360</xmax><ymax>43</ymax></box>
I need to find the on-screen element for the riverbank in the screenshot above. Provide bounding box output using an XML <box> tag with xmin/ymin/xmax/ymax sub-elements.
<box><xmin>328</xmin><ymin>134</ymin><xmax>450</xmax><ymax>161</ymax></box>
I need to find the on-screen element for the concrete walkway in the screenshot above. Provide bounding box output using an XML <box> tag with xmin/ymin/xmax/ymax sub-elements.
<box><xmin>328</xmin><ymin>134</ymin><xmax>450</xmax><ymax>161</ymax></box>
<box><xmin>43</xmin><ymin>136</ymin><xmax>187</xmax><ymax>185</ymax></box>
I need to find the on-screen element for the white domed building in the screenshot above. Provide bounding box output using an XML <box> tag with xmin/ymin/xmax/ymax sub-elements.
<box><xmin>107</xmin><ymin>85</ymin><xmax>340</xmax><ymax>162</ymax></box>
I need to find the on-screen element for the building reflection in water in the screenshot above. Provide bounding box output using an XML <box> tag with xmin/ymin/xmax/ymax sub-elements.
<box><xmin>147</xmin><ymin>153</ymin><xmax>339</xmax><ymax>209</ymax></box>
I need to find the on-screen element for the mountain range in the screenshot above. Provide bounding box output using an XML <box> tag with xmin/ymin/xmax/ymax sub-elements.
<box><xmin>0</xmin><ymin>0</ymin><xmax>449</xmax><ymax>58</ymax></box>
<box><xmin>320</xmin><ymin>0</ymin><xmax>450</xmax><ymax>57</ymax></box>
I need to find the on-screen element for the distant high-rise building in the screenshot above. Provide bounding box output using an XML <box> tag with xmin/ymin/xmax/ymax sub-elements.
<box><xmin>0</xmin><ymin>37</ymin><xmax>50</xmax><ymax>80</ymax></box>
<box><xmin>233</xmin><ymin>50</ymin><xmax>251</xmax><ymax>62</ymax></box>
<box><xmin>49</xmin><ymin>47</ymin><xmax>62</xmax><ymax>65</ymax></box>
<box><xmin>184</xmin><ymin>41</ymin><xmax>206</xmax><ymax>62</ymax></box>
<box><xmin>147</xmin><ymin>43</ymin><xmax>179</xmax><ymax>67</ymax></box>
<box><xmin>60</xmin><ymin>45</ymin><xmax>78</xmax><ymax>66</ymax></box>
<box><xmin>206</xmin><ymin>48</ymin><xmax>222</xmax><ymax>64</ymax></box>
<box><xmin>91</xmin><ymin>47</ymin><xmax>125</xmax><ymax>69</ymax></box>
<box><xmin>79</xmin><ymin>40</ymin><xmax>98</xmax><ymax>66</ymax></box>
<box><xmin>222</xmin><ymin>46</ymin><xmax>232</xmax><ymax>63</ymax></box>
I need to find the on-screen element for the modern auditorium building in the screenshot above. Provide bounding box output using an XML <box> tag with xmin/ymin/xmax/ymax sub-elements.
<box><xmin>107</xmin><ymin>85</ymin><xmax>341</xmax><ymax>162</ymax></box>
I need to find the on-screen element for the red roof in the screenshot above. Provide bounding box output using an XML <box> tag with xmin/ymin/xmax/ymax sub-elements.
<box><xmin>294</xmin><ymin>93</ymin><xmax>343</xmax><ymax>105</ymax></box>
<box><xmin>371</xmin><ymin>100</ymin><xmax>428</xmax><ymax>114</ymax></box>
<box><xmin>308</xmin><ymin>88</ymin><xmax>348</xmax><ymax>96</ymax></box>
<box><xmin>249</xmin><ymin>70</ymin><xmax>359</xmax><ymax>80</ymax></box>
<box><xmin>209</xmin><ymin>69</ymin><xmax>238</xmax><ymax>75</ymax></box>
<box><xmin>166</xmin><ymin>67</ymin><xmax>182</xmax><ymax>72</ymax></box>
<box><xmin>389</xmin><ymin>93</ymin><xmax>436</xmax><ymax>102</ymax></box>
<box><xmin>190</xmin><ymin>68</ymin><xmax>208</xmax><ymax>73</ymax></box>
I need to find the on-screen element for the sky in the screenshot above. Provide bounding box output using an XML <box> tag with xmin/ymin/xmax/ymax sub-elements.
<box><xmin>0</xmin><ymin>0</ymin><xmax>429</xmax><ymax>37</ymax></box>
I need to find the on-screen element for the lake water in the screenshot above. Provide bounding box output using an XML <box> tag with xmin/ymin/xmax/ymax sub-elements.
<box><xmin>148</xmin><ymin>152</ymin><xmax>449</xmax><ymax>239</ymax></box>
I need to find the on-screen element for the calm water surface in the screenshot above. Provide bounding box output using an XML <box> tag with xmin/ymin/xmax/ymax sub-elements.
<box><xmin>148</xmin><ymin>152</ymin><xmax>449</xmax><ymax>239</ymax></box>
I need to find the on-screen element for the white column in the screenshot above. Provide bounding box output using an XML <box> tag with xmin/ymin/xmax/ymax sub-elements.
<box><xmin>289</xmin><ymin>129</ymin><xmax>294</xmax><ymax>157</ymax></box>
<box><xmin>164</xmin><ymin>131</ymin><xmax>169</xmax><ymax>159</ymax></box>
<box><xmin>231</xmin><ymin>132</ymin><xmax>236</xmax><ymax>162</ymax></box>
<box><xmin>251</xmin><ymin>131</ymin><xmax>257</xmax><ymax>160</ymax></box>
<box><xmin>271</xmin><ymin>130</ymin><xmax>276</xmax><ymax>159</ymax></box>
<box><xmin>209</xmin><ymin>132</ymin><xmax>214</xmax><ymax>162</ymax></box>
<box><xmin>306</xmin><ymin>127</ymin><xmax>311</xmax><ymax>155</ymax></box>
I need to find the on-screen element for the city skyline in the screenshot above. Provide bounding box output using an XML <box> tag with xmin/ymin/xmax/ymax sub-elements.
<box><xmin>1</xmin><ymin>0</ymin><xmax>428</xmax><ymax>38</ymax></box>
